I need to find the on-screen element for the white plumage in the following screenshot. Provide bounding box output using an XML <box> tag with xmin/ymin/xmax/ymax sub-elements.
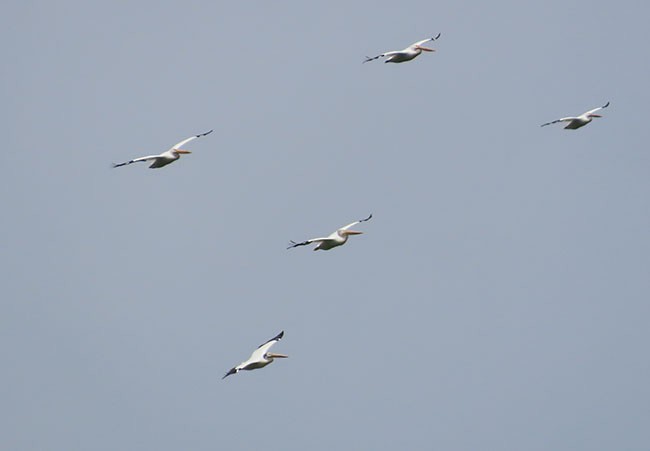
<box><xmin>541</xmin><ymin>102</ymin><xmax>610</xmax><ymax>130</ymax></box>
<box><xmin>223</xmin><ymin>331</ymin><xmax>287</xmax><ymax>379</ymax></box>
<box><xmin>112</xmin><ymin>130</ymin><xmax>213</xmax><ymax>169</ymax></box>
<box><xmin>364</xmin><ymin>34</ymin><xmax>441</xmax><ymax>64</ymax></box>
<box><xmin>288</xmin><ymin>214</ymin><xmax>372</xmax><ymax>251</ymax></box>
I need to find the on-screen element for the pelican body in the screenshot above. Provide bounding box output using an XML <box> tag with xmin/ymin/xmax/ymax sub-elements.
<box><xmin>364</xmin><ymin>34</ymin><xmax>441</xmax><ymax>64</ymax></box>
<box><xmin>113</xmin><ymin>130</ymin><xmax>213</xmax><ymax>169</ymax></box>
<box><xmin>288</xmin><ymin>214</ymin><xmax>372</xmax><ymax>251</ymax></box>
<box><xmin>223</xmin><ymin>331</ymin><xmax>287</xmax><ymax>379</ymax></box>
<box><xmin>541</xmin><ymin>102</ymin><xmax>610</xmax><ymax>130</ymax></box>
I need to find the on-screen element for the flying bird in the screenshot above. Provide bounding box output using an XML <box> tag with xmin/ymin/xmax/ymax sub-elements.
<box><xmin>112</xmin><ymin>130</ymin><xmax>213</xmax><ymax>169</ymax></box>
<box><xmin>364</xmin><ymin>34</ymin><xmax>441</xmax><ymax>64</ymax></box>
<box><xmin>223</xmin><ymin>331</ymin><xmax>287</xmax><ymax>379</ymax></box>
<box><xmin>288</xmin><ymin>214</ymin><xmax>372</xmax><ymax>251</ymax></box>
<box><xmin>541</xmin><ymin>102</ymin><xmax>610</xmax><ymax>129</ymax></box>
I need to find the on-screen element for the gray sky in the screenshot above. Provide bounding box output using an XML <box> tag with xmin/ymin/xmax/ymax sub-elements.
<box><xmin>2</xmin><ymin>1</ymin><xmax>649</xmax><ymax>450</ymax></box>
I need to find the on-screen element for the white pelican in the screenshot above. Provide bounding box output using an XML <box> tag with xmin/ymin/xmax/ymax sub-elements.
<box><xmin>223</xmin><ymin>331</ymin><xmax>287</xmax><ymax>379</ymax></box>
<box><xmin>364</xmin><ymin>34</ymin><xmax>441</xmax><ymax>64</ymax></box>
<box><xmin>541</xmin><ymin>102</ymin><xmax>610</xmax><ymax>129</ymax></box>
<box><xmin>112</xmin><ymin>130</ymin><xmax>213</xmax><ymax>169</ymax></box>
<box><xmin>288</xmin><ymin>214</ymin><xmax>372</xmax><ymax>251</ymax></box>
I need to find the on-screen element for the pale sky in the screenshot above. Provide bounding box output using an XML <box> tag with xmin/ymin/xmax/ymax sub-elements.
<box><xmin>2</xmin><ymin>1</ymin><xmax>649</xmax><ymax>450</ymax></box>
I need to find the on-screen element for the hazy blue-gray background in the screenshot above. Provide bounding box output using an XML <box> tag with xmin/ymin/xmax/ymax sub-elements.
<box><xmin>2</xmin><ymin>1</ymin><xmax>649</xmax><ymax>450</ymax></box>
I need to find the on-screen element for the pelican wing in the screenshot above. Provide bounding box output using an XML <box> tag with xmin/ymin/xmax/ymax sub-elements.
<box><xmin>339</xmin><ymin>214</ymin><xmax>373</xmax><ymax>231</ymax></box>
<box><xmin>411</xmin><ymin>33</ymin><xmax>441</xmax><ymax>48</ymax></box>
<box><xmin>287</xmin><ymin>237</ymin><xmax>329</xmax><ymax>249</ymax></box>
<box><xmin>249</xmin><ymin>331</ymin><xmax>284</xmax><ymax>361</ymax></box>
<box><xmin>583</xmin><ymin>101</ymin><xmax>610</xmax><ymax>116</ymax></box>
<box><xmin>169</xmin><ymin>129</ymin><xmax>214</xmax><ymax>151</ymax></box>
<box><xmin>540</xmin><ymin>115</ymin><xmax>583</xmax><ymax>127</ymax></box>
<box><xmin>363</xmin><ymin>51</ymin><xmax>400</xmax><ymax>63</ymax></box>
<box><xmin>112</xmin><ymin>154</ymin><xmax>161</xmax><ymax>168</ymax></box>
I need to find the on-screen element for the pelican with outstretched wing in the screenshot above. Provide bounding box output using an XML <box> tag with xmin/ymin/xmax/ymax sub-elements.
<box><xmin>288</xmin><ymin>214</ymin><xmax>372</xmax><ymax>251</ymax></box>
<box><xmin>541</xmin><ymin>102</ymin><xmax>610</xmax><ymax>130</ymax></box>
<box><xmin>112</xmin><ymin>130</ymin><xmax>213</xmax><ymax>169</ymax></box>
<box><xmin>364</xmin><ymin>34</ymin><xmax>441</xmax><ymax>64</ymax></box>
<box><xmin>223</xmin><ymin>331</ymin><xmax>287</xmax><ymax>379</ymax></box>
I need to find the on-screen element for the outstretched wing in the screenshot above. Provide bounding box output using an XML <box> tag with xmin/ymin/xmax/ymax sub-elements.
<box><xmin>411</xmin><ymin>33</ymin><xmax>441</xmax><ymax>48</ymax></box>
<box><xmin>168</xmin><ymin>129</ymin><xmax>214</xmax><ymax>151</ymax></box>
<box><xmin>363</xmin><ymin>51</ymin><xmax>400</xmax><ymax>63</ymax></box>
<box><xmin>339</xmin><ymin>214</ymin><xmax>373</xmax><ymax>231</ymax></box>
<box><xmin>540</xmin><ymin>117</ymin><xmax>578</xmax><ymax>127</ymax></box>
<box><xmin>249</xmin><ymin>331</ymin><xmax>284</xmax><ymax>361</ymax></box>
<box><xmin>287</xmin><ymin>237</ymin><xmax>328</xmax><ymax>249</ymax></box>
<box><xmin>112</xmin><ymin>155</ymin><xmax>160</xmax><ymax>168</ymax></box>
<box><xmin>583</xmin><ymin>101</ymin><xmax>610</xmax><ymax>116</ymax></box>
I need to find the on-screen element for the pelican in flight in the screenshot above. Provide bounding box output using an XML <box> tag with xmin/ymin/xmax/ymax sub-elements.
<box><xmin>364</xmin><ymin>34</ymin><xmax>441</xmax><ymax>63</ymax></box>
<box><xmin>541</xmin><ymin>102</ymin><xmax>610</xmax><ymax>129</ymax></box>
<box><xmin>112</xmin><ymin>130</ymin><xmax>213</xmax><ymax>169</ymax></box>
<box><xmin>288</xmin><ymin>214</ymin><xmax>372</xmax><ymax>251</ymax></box>
<box><xmin>223</xmin><ymin>331</ymin><xmax>287</xmax><ymax>379</ymax></box>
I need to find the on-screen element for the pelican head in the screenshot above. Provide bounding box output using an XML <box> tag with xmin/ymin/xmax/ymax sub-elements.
<box><xmin>588</xmin><ymin>114</ymin><xmax>602</xmax><ymax>119</ymax></box>
<box><xmin>266</xmin><ymin>352</ymin><xmax>289</xmax><ymax>359</ymax></box>
<box><xmin>340</xmin><ymin>230</ymin><xmax>363</xmax><ymax>237</ymax></box>
<box><xmin>175</xmin><ymin>149</ymin><xmax>192</xmax><ymax>154</ymax></box>
<box><xmin>415</xmin><ymin>45</ymin><xmax>435</xmax><ymax>52</ymax></box>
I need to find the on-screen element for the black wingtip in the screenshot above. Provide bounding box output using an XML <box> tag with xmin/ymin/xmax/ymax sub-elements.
<box><xmin>223</xmin><ymin>368</ymin><xmax>237</xmax><ymax>379</ymax></box>
<box><xmin>434</xmin><ymin>33</ymin><xmax>441</xmax><ymax>40</ymax></box>
<box><xmin>603</xmin><ymin>101</ymin><xmax>610</xmax><ymax>108</ymax></box>
<box><xmin>257</xmin><ymin>330</ymin><xmax>285</xmax><ymax>349</ymax></box>
<box><xmin>287</xmin><ymin>239</ymin><xmax>309</xmax><ymax>249</ymax></box>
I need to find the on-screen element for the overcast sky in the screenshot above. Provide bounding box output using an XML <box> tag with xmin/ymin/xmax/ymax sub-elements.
<box><xmin>2</xmin><ymin>1</ymin><xmax>649</xmax><ymax>450</ymax></box>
